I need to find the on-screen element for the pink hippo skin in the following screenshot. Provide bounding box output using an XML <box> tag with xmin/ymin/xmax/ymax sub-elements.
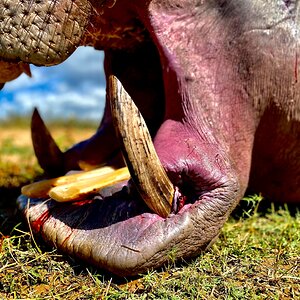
<box><xmin>0</xmin><ymin>0</ymin><xmax>299</xmax><ymax>276</ymax></box>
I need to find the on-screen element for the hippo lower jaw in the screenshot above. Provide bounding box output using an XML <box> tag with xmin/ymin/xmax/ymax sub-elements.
<box><xmin>18</xmin><ymin>190</ymin><xmax>238</xmax><ymax>277</ymax></box>
<box><xmin>18</xmin><ymin>46</ymin><xmax>242</xmax><ymax>276</ymax></box>
<box><xmin>19</xmin><ymin>70</ymin><xmax>240</xmax><ymax>276</ymax></box>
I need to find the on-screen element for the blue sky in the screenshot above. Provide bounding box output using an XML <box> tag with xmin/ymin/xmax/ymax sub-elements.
<box><xmin>0</xmin><ymin>47</ymin><xmax>106</xmax><ymax>122</ymax></box>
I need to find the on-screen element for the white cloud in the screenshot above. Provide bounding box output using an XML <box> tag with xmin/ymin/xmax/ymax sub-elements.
<box><xmin>12</xmin><ymin>87</ymin><xmax>105</xmax><ymax>121</ymax></box>
<box><xmin>0</xmin><ymin>47</ymin><xmax>106</xmax><ymax>121</ymax></box>
<box><xmin>3</xmin><ymin>71</ymin><xmax>41</xmax><ymax>91</ymax></box>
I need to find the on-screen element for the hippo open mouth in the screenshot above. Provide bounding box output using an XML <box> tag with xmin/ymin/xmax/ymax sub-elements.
<box><xmin>17</xmin><ymin>71</ymin><xmax>237</xmax><ymax>275</ymax></box>
<box><xmin>1</xmin><ymin>1</ymin><xmax>300</xmax><ymax>276</ymax></box>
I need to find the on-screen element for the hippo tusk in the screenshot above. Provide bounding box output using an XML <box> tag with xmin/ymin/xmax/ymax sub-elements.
<box><xmin>109</xmin><ymin>75</ymin><xmax>174</xmax><ymax>218</ymax></box>
<box><xmin>31</xmin><ymin>108</ymin><xmax>64</xmax><ymax>175</ymax></box>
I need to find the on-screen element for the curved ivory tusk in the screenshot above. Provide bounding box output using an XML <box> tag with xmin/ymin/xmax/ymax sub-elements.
<box><xmin>31</xmin><ymin>108</ymin><xmax>64</xmax><ymax>175</ymax></box>
<box><xmin>109</xmin><ymin>75</ymin><xmax>174</xmax><ymax>218</ymax></box>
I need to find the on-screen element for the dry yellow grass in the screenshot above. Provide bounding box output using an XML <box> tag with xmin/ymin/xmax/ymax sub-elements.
<box><xmin>0</xmin><ymin>129</ymin><xmax>32</xmax><ymax>147</ymax></box>
<box><xmin>0</xmin><ymin>127</ymin><xmax>95</xmax><ymax>151</ymax></box>
<box><xmin>0</xmin><ymin>126</ymin><xmax>95</xmax><ymax>165</ymax></box>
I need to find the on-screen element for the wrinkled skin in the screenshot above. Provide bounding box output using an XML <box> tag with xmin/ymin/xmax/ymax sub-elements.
<box><xmin>1</xmin><ymin>0</ymin><xmax>300</xmax><ymax>276</ymax></box>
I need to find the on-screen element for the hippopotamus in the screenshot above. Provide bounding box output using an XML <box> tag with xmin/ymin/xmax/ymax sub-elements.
<box><xmin>0</xmin><ymin>0</ymin><xmax>299</xmax><ymax>276</ymax></box>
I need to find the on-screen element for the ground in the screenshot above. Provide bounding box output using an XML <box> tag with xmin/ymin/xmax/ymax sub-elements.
<box><xmin>0</xmin><ymin>117</ymin><xmax>299</xmax><ymax>299</ymax></box>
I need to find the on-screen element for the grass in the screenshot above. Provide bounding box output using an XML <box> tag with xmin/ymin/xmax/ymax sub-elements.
<box><xmin>0</xmin><ymin>119</ymin><xmax>299</xmax><ymax>299</ymax></box>
<box><xmin>0</xmin><ymin>113</ymin><xmax>98</xmax><ymax>129</ymax></box>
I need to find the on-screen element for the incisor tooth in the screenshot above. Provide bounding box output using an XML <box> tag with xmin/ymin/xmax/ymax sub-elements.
<box><xmin>22</xmin><ymin>166</ymin><xmax>125</xmax><ymax>199</ymax></box>
<box><xmin>109</xmin><ymin>75</ymin><xmax>174</xmax><ymax>218</ymax></box>
<box><xmin>49</xmin><ymin>167</ymin><xmax>130</xmax><ymax>202</ymax></box>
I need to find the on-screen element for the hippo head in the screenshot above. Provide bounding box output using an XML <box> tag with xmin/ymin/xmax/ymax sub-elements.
<box><xmin>1</xmin><ymin>1</ymin><xmax>300</xmax><ymax>276</ymax></box>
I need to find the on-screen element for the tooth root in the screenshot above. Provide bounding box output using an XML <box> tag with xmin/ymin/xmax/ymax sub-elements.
<box><xmin>109</xmin><ymin>75</ymin><xmax>173</xmax><ymax>218</ymax></box>
<box><xmin>31</xmin><ymin>108</ymin><xmax>64</xmax><ymax>175</ymax></box>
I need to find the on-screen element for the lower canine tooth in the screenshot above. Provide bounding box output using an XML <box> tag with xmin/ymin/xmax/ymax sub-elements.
<box><xmin>109</xmin><ymin>75</ymin><xmax>174</xmax><ymax>218</ymax></box>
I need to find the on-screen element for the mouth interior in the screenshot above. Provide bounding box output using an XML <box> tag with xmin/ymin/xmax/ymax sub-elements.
<box><xmin>99</xmin><ymin>37</ymin><xmax>201</xmax><ymax>219</ymax></box>
<box><xmin>17</xmin><ymin>25</ymin><xmax>200</xmax><ymax>225</ymax></box>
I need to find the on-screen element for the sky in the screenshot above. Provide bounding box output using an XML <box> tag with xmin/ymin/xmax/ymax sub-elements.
<box><xmin>0</xmin><ymin>47</ymin><xmax>106</xmax><ymax>122</ymax></box>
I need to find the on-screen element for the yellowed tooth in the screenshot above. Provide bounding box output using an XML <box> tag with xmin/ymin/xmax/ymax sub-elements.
<box><xmin>22</xmin><ymin>166</ymin><xmax>118</xmax><ymax>199</ymax></box>
<box><xmin>49</xmin><ymin>167</ymin><xmax>130</xmax><ymax>202</ymax></box>
<box><xmin>109</xmin><ymin>75</ymin><xmax>174</xmax><ymax>218</ymax></box>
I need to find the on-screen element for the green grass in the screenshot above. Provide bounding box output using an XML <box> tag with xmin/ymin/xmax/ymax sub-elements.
<box><xmin>1</xmin><ymin>200</ymin><xmax>299</xmax><ymax>299</ymax></box>
<box><xmin>0</xmin><ymin>123</ymin><xmax>299</xmax><ymax>299</ymax></box>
